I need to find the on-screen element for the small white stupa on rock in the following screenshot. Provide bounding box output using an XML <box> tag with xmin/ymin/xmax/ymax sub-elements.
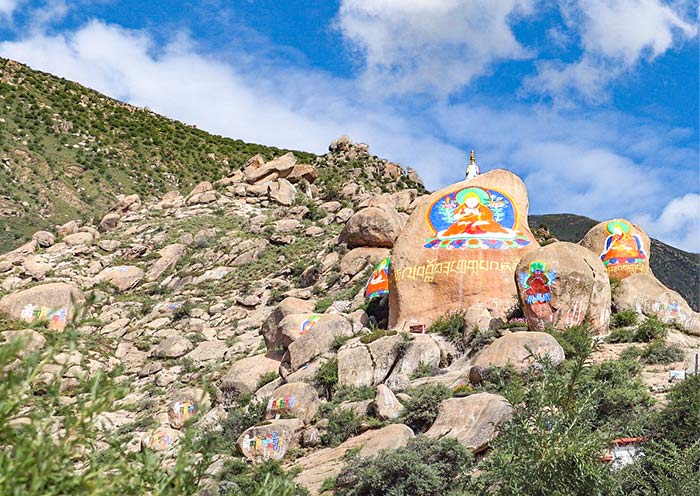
<box><xmin>466</xmin><ymin>149</ymin><xmax>480</xmax><ymax>180</ymax></box>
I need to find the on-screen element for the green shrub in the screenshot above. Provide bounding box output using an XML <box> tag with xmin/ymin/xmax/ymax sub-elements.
<box><xmin>314</xmin><ymin>358</ymin><xmax>338</xmax><ymax>400</ymax></box>
<box><xmin>428</xmin><ymin>311</ymin><xmax>466</xmax><ymax>349</ymax></box>
<box><xmin>608</xmin><ymin>315</ymin><xmax>669</xmax><ymax>344</ymax></box>
<box><xmin>400</xmin><ymin>384</ymin><xmax>452</xmax><ymax>434</ymax></box>
<box><xmin>409</xmin><ymin>361</ymin><xmax>439</xmax><ymax>380</ymax></box>
<box><xmin>613</xmin><ymin>440</ymin><xmax>700</xmax><ymax>496</ymax></box>
<box><xmin>333</xmin><ymin>385</ymin><xmax>376</xmax><ymax>403</ymax></box>
<box><xmin>475</xmin><ymin>356</ymin><xmax>612</xmax><ymax>496</ymax></box>
<box><xmin>621</xmin><ymin>341</ymin><xmax>685</xmax><ymax>365</ymax></box>
<box><xmin>656</xmin><ymin>374</ymin><xmax>700</xmax><ymax>448</ymax></box>
<box><xmin>546</xmin><ymin>324</ymin><xmax>596</xmax><ymax>360</ymax></box>
<box><xmin>257</xmin><ymin>371</ymin><xmax>279</xmax><ymax>389</ymax></box>
<box><xmin>314</xmin><ymin>297</ymin><xmax>333</xmax><ymax>313</ymax></box>
<box><xmin>606</xmin><ymin>327</ymin><xmax>636</xmax><ymax>343</ymax></box>
<box><xmin>322</xmin><ymin>408</ymin><xmax>363</xmax><ymax>447</ymax></box>
<box><xmin>611</xmin><ymin>309</ymin><xmax>638</xmax><ymax>328</ymax></box>
<box><xmin>0</xmin><ymin>334</ymin><xmax>209</xmax><ymax>495</ymax></box>
<box><xmin>633</xmin><ymin>316</ymin><xmax>669</xmax><ymax>343</ymax></box>
<box><xmin>359</xmin><ymin>328</ymin><xmax>396</xmax><ymax>344</ymax></box>
<box><xmin>334</xmin><ymin>436</ymin><xmax>473</xmax><ymax>496</ymax></box>
<box><xmin>219</xmin><ymin>459</ymin><xmax>309</xmax><ymax>496</ymax></box>
<box><xmin>579</xmin><ymin>359</ymin><xmax>653</xmax><ymax>429</ymax></box>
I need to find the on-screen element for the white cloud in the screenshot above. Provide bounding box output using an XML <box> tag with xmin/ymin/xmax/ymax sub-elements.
<box><xmin>0</xmin><ymin>15</ymin><xmax>697</xmax><ymax>251</ymax></box>
<box><xmin>0</xmin><ymin>0</ymin><xmax>23</xmax><ymax>18</ymax></box>
<box><xmin>527</xmin><ymin>0</ymin><xmax>697</xmax><ymax>102</ymax></box>
<box><xmin>0</xmin><ymin>19</ymin><xmax>463</xmax><ymax>188</ymax></box>
<box><xmin>635</xmin><ymin>194</ymin><xmax>700</xmax><ymax>251</ymax></box>
<box><xmin>574</xmin><ymin>0</ymin><xmax>696</xmax><ymax>62</ymax></box>
<box><xmin>432</xmin><ymin>102</ymin><xmax>699</xmax><ymax>250</ymax></box>
<box><xmin>337</xmin><ymin>0</ymin><xmax>535</xmax><ymax>96</ymax></box>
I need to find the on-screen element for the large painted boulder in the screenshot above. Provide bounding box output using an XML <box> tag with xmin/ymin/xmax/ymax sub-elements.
<box><xmin>264</xmin><ymin>382</ymin><xmax>319</xmax><ymax>423</ymax></box>
<box><xmin>614</xmin><ymin>273</ymin><xmax>700</xmax><ymax>336</ymax></box>
<box><xmin>389</xmin><ymin>169</ymin><xmax>537</xmax><ymax>328</ymax></box>
<box><xmin>237</xmin><ymin>419</ymin><xmax>302</xmax><ymax>463</ymax></box>
<box><xmin>515</xmin><ymin>242</ymin><xmax>611</xmax><ymax>333</ymax></box>
<box><xmin>0</xmin><ymin>282</ymin><xmax>85</xmax><ymax>331</ymax></box>
<box><xmin>579</xmin><ymin>218</ymin><xmax>650</xmax><ymax>280</ymax></box>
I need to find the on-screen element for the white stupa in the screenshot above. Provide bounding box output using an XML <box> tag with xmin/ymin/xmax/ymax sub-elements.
<box><xmin>465</xmin><ymin>150</ymin><xmax>480</xmax><ymax>180</ymax></box>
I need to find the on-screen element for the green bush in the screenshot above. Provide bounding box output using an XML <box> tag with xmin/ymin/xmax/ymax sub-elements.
<box><xmin>428</xmin><ymin>311</ymin><xmax>466</xmax><ymax>349</ymax></box>
<box><xmin>334</xmin><ymin>436</ymin><xmax>473</xmax><ymax>496</ymax></box>
<box><xmin>314</xmin><ymin>358</ymin><xmax>338</xmax><ymax>400</ymax></box>
<box><xmin>656</xmin><ymin>375</ymin><xmax>700</xmax><ymax>448</ymax></box>
<box><xmin>608</xmin><ymin>315</ymin><xmax>669</xmax><ymax>344</ymax></box>
<box><xmin>0</xmin><ymin>334</ymin><xmax>209</xmax><ymax>495</ymax></box>
<box><xmin>400</xmin><ymin>384</ymin><xmax>452</xmax><ymax>434</ymax></box>
<box><xmin>257</xmin><ymin>371</ymin><xmax>279</xmax><ymax>389</ymax></box>
<box><xmin>321</xmin><ymin>408</ymin><xmax>363</xmax><ymax>447</ymax></box>
<box><xmin>578</xmin><ymin>359</ymin><xmax>653</xmax><ymax>429</ymax></box>
<box><xmin>546</xmin><ymin>324</ymin><xmax>596</xmax><ymax>360</ymax></box>
<box><xmin>475</xmin><ymin>356</ymin><xmax>612</xmax><ymax>496</ymax></box>
<box><xmin>218</xmin><ymin>459</ymin><xmax>309</xmax><ymax>496</ymax></box>
<box><xmin>613</xmin><ymin>440</ymin><xmax>700</xmax><ymax>496</ymax></box>
<box><xmin>633</xmin><ymin>316</ymin><xmax>669</xmax><ymax>343</ymax></box>
<box><xmin>611</xmin><ymin>309</ymin><xmax>638</xmax><ymax>328</ymax></box>
<box><xmin>620</xmin><ymin>341</ymin><xmax>685</xmax><ymax>365</ymax></box>
<box><xmin>359</xmin><ymin>328</ymin><xmax>396</xmax><ymax>344</ymax></box>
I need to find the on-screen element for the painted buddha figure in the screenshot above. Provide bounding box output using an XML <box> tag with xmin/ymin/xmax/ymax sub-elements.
<box><xmin>600</xmin><ymin>221</ymin><xmax>646</xmax><ymax>264</ymax></box>
<box><xmin>439</xmin><ymin>188</ymin><xmax>515</xmax><ymax>238</ymax></box>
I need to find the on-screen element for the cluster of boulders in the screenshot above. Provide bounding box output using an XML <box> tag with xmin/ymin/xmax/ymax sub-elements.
<box><xmin>1</xmin><ymin>140</ymin><xmax>699</xmax><ymax>495</ymax></box>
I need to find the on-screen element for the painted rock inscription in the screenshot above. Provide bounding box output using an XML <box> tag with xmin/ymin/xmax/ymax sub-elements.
<box><xmin>390</xmin><ymin>169</ymin><xmax>538</xmax><ymax>328</ymax></box>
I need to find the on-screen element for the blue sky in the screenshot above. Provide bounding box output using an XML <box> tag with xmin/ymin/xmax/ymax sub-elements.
<box><xmin>0</xmin><ymin>0</ymin><xmax>698</xmax><ymax>250</ymax></box>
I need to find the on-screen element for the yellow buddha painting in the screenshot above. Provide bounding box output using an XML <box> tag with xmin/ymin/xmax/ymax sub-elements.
<box><xmin>424</xmin><ymin>186</ymin><xmax>530</xmax><ymax>250</ymax></box>
<box><xmin>600</xmin><ymin>220</ymin><xmax>647</xmax><ymax>266</ymax></box>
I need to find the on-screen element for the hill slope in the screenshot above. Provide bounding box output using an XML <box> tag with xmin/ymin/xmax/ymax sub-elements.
<box><xmin>530</xmin><ymin>214</ymin><xmax>700</xmax><ymax>311</ymax></box>
<box><xmin>0</xmin><ymin>58</ymin><xmax>316</xmax><ymax>252</ymax></box>
<box><xmin>1</xmin><ymin>58</ymin><xmax>696</xmax><ymax>309</ymax></box>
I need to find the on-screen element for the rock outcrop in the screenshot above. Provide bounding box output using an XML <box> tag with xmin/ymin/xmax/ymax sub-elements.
<box><xmin>471</xmin><ymin>332</ymin><xmax>565</xmax><ymax>373</ymax></box>
<box><xmin>292</xmin><ymin>424</ymin><xmax>414</xmax><ymax>495</ymax></box>
<box><xmin>614</xmin><ymin>273</ymin><xmax>700</xmax><ymax>335</ymax></box>
<box><xmin>425</xmin><ymin>392</ymin><xmax>513</xmax><ymax>452</ymax></box>
<box><xmin>0</xmin><ymin>282</ymin><xmax>85</xmax><ymax>331</ymax></box>
<box><xmin>515</xmin><ymin>242</ymin><xmax>611</xmax><ymax>333</ymax></box>
<box><xmin>389</xmin><ymin>169</ymin><xmax>537</xmax><ymax>329</ymax></box>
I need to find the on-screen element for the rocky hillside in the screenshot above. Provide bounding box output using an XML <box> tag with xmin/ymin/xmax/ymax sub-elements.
<box><xmin>1</xmin><ymin>60</ymin><xmax>699</xmax><ymax>496</ymax></box>
<box><xmin>530</xmin><ymin>214</ymin><xmax>700</xmax><ymax>311</ymax></box>
<box><xmin>0</xmin><ymin>58</ymin><xmax>317</xmax><ymax>252</ymax></box>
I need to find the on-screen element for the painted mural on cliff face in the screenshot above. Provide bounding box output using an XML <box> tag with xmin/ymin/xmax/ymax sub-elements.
<box><xmin>600</xmin><ymin>220</ymin><xmax>647</xmax><ymax>272</ymax></box>
<box><xmin>424</xmin><ymin>187</ymin><xmax>531</xmax><ymax>250</ymax></box>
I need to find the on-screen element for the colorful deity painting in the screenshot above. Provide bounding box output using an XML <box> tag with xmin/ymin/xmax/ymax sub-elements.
<box><xmin>300</xmin><ymin>315</ymin><xmax>322</xmax><ymax>335</ymax></box>
<box><xmin>519</xmin><ymin>261</ymin><xmax>557</xmax><ymax>305</ymax></box>
<box><xmin>364</xmin><ymin>258</ymin><xmax>390</xmax><ymax>299</ymax></box>
<box><xmin>171</xmin><ymin>400</ymin><xmax>197</xmax><ymax>424</ymax></box>
<box><xmin>267</xmin><ymin>395</ymin><xmax>296</xmax><ymax>416</ymax></box>
<box><xmin>424</xmin><ymin>187</ymin><xmax>531</xmax><ymax>250</ymax></box>
<box><xmin>19</xmin><ymin>304</ymin><xmax>68</xmax><ymax>331</ymax></box>
<box><xmin>600</xmin><ymin>220</ymin><xmax>647</xmax><ymax>268</ymax></box>
<box><xmin>243</xmin><ymin>431</ymin><xmax>281</xmax><ymax>459</ymax></box>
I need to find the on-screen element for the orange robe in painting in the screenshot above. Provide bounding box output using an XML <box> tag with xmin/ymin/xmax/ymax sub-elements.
<box><xmin>602</xmin><ymin>232</ymin><xmax>644</xmax><ymax>262</ymax></box>
<box><xmin>365</xmin><ymin>271</ymin><xmax>388</xmax><ymax>295</ymax></box>
<box><xmin>442</xmin><ymin>198</ymin><xmax>510</xmax><ymax>237</ymax></box>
